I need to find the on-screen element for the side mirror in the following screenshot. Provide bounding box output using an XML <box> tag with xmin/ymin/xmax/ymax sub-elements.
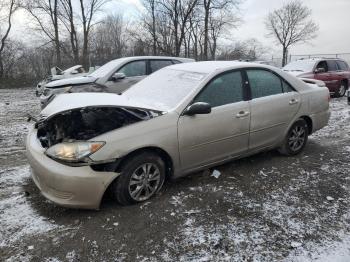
<box><xmin>184</xmin><ymin>102</ymin><xmax>211</xmax><ymax>116</ymax></box>
<box><xmin>112</xmin><ymin>72</ymin><xmax>126</xmax><ymax>81</ymax></box>
<box><xmin>315</xmin><ymin>68</ymin><xmax>326</xmax><ymax>74</ymax></box>
<box><xmin>71</xmin><ymin>70</ymin><xmax>79</xmax><ymax>74</ymax></box>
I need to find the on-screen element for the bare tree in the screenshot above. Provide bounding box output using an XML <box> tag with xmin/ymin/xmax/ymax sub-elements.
<box><xmin>265</xmin><ymin>0</ymin><xmax>318</xmax><ymax>66</ymax></box>
<box><xmin>0</xmin><ymin>0</ymin><xmax>18</xmax><ymax>78</ymax></box>
<box><xmin>202</xmin><ymin>0</ymin><xmax>240</xmax><ymax>60</ymax></box>
<box><xmin>90</xmin><ymin>14</ymin><xmax>129</xmax><ymax>65</ymax></box>
<box><xmin>78</xmin><ymin>0</ymin><xmax>109</xmax><ymax>69</ymax></box>
<box><xmin>59</xmin><ymin>0</ymin><xmax>79</xmax><ymax>64</ymax></box>
<box><xmin>26</xmin><ymin>0</ymin><xmax>62</xmax><ymax>66</ymax></box>
<box><xmin>142</xmin><ymin>0</ymin><xmax>157</xmax><ymax>55</ymax></box>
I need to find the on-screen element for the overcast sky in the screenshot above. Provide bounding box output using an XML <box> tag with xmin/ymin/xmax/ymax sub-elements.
<box><xmin>11</xmin><ymin>0</ymin><xmax>350</xmax><ymax>58</ymax></box>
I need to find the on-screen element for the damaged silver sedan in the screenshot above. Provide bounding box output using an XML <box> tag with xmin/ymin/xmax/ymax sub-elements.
<box><xmin>26</xmin><ymin>61</ymin><xmax>330</xmax><ymax>209</ymax></box>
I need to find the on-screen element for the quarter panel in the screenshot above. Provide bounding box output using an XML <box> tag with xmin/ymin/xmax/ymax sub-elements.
<box><xmin>89</xmin><ymin>112</ymin><xmax>181</xmax><ymax>173</ymax></box>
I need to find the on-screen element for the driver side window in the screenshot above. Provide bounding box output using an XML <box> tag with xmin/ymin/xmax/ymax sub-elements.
<box><xmin>316</xmin><ymin>61</ymin><xmax>328</xmax><ymax>72</ymax></box>
<box><xmin>193</xmin><ymin>71</ymin><xmax>243</xmax><ymax>108</ymax></box>
<box><xmin>117</xmin><ymin>60</ymin><xmax>146</xmax><ymax>77</ymax></box>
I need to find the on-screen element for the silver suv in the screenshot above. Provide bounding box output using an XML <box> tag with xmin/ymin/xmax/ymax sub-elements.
<box><xmin>40</xmin><ymin>56</ymin><xmax>194</xmax><ymax>108</ymax></box>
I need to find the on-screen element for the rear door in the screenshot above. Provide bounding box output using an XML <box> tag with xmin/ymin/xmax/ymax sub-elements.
<box><xmin>336</xmin><ymin>60</ymin><xmax>350</xmax><ymax>79</ymax></box>
<box><xmin>178</xmin><ymin>70</ymin><xmax>250</xmax><ymax>171</ymax></box>
<box><xmin>327</xmin><ymin>60</ymin><xmax>343</xmax><ymax>90</ymax></box>
<box><xmin>104</xmin><ymin>60</ymin><xmax>147</xmax><ymax>93</ymax></box>
<box><xmin>246</xmin><ymin>69</ymin><xmax>301</xmax><ymax>150</ymax></box>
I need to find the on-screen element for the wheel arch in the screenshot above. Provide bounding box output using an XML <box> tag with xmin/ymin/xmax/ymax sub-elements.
<box><xmin>300</xmin><ymin>115</ymin><xmax>313</xmax><ymax>135</ymax></box>
<box><xmin>115</xmin><ymin>146</ymin><xmax>174</xmax><ymax>179</ymax></box>
<box><xmin>341</xmin><ymin>78</ymin><xmax>348</xmax><ymax>88</ymax></box>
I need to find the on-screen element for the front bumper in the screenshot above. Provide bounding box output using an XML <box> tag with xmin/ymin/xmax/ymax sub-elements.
<box><xmin>26</xmin><ymin>128</ymin><xmax>120</xmax><ymax>209</ymax></box>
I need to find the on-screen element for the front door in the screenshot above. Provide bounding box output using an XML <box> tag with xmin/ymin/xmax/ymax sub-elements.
<box><xmin>178</xmin><ymin>70</ymin><xmax>250</xmax><ymax>171</ymax></box>
<box><xmin>104</xmin><ymin>60</ymin><xmax>147</xmax><ymax>94</ymax></box>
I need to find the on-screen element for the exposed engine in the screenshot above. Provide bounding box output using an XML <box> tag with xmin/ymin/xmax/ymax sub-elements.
<box><xmin>36</xmin><ymin>106</ymin><xmax>160</xmax><ymax>148</ymax></box>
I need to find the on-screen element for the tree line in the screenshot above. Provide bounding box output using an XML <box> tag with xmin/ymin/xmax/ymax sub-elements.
<box><xmin>0</xmin><ymin>0</ymin><xmax>317</xmax><ymax>85</ymax></box>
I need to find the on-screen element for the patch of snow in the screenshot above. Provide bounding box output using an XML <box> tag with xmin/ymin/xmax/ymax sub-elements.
<box><xmin>0</xmin><ymin>166</ymin><xmax>60</xmax><ymax>248</ymax></box>
<box><xmin>286</xmin><ymin>235</ymin><xmax>350</xmax><ymax>262</ymax></box>
<box><xmin>291</xmin><ymin>241</ymin><xmax>303</xmax><ymax>248</ymax></box>
<box><xmin>211</xmin><ymin>169</ymin><xmax>221</xmax><ymax>179</ymax></box>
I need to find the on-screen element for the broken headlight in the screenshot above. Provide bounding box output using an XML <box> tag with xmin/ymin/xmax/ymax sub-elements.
<box><xmin>45</xmin><ymin>141</ymin><xmax>105</xmax><ymax>162</ymax></box>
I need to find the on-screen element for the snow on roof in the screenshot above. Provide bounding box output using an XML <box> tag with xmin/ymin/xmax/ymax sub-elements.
<box><xmin>106</xmin><ymin>56</ymin><xmax>194</xmax><ymax>64</ymax></box>
<box><xmin>168</xmin><ymin>61</ymin><xmax>270</xmax><ymax>74</ymax></box>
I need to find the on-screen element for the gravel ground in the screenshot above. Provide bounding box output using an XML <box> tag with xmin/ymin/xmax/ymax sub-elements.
<box><xmin>0</xmin><ymin>88</ymin><xmax>349</xmax><ymax>261</ymax></box>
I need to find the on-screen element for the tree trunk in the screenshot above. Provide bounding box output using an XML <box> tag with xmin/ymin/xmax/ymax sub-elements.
<box><xmin>0</xmin><ymin>55</ymin><xmax>4</xmax><ymax>79</ymax></box>
<box><xmin>151</xmin><ymin>1</ymin><xmax>157</xmax><ymax>55</ymax></box>
<box><xmin>203</xmin><ymin>0</ymin><xmax>210</xmax><ymax>61</ymax></box>
<box><xmin>174</xmin><ymin>0</ymin><xmax>179</xmax><ymax>56</ymax></box>
<box><xmin>53</xmin><ymin>0</ymin><xmax>61</xmax><ymax>67</ymax></box>
<box><xmin>82</xmin><ymin>32</ymin><xmax>89</xmax><ymax>69</ymax></box>
<box><xmin>282</xmin><ymin>46</ymin><xmax>287</xmax><ymax>66</ymax></box>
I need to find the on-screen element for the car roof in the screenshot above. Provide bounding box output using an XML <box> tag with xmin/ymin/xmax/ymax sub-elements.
<box><xmin>108</xmin><ymin>56</ymin><xmax>195</xmax><ymax>64</ymax></box>
<box><xmin>294</xmin><ymin>57</ymin><xmax>346</xmax><ymax>63</ymax></box>
<box><xmin>167</xmin><ymin>61</ymin><xmax>272</xmax><ymax>74</ymax></box>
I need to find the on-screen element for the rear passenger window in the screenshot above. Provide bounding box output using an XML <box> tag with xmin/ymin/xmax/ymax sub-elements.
<box><xmin>246</xmin><ymin>70</ymin><xmax>283</xmax><ymax>99</ymax></box>
<box><xmin>336</xmin><ymin>61</ymin><xmax>349</xmax><ymax>71</ymax></box>
<box><xmin>150</xmin><ymin>60</ymin><xmax>173</xmax><ymax>73</ymax></box>
<box><xmin>194</xmin><ymin>71</ymin><xmax>243</xmax><ymax>107</ymax></box>
<box><xmin>327</xmin><ymin>60</ymin><xmax>338</xmax><ymax>71</ymax></box>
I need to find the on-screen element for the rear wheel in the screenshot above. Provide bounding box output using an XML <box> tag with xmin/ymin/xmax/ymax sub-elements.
<box><xmin>111</xmin><ymin>152</ymin><xmax>166</xmax><ymax>205</ymax></box>
<box><xmin>335</xmin><ymin>81</ymin><xmax>347</xmax><ymax>97</ymax></box>
<box><xmin>279</xmin><ymin>119</ymin><xmax>308</xmax><ymax>156</ymax></box>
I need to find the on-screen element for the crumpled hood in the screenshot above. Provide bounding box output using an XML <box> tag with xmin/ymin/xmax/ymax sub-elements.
<box><xmin>40</xmin><ymin>93</ymin><xmax>163</xmax><ymax>118</ymax></box>
<box><xmin>45</xmin><ymin>76</ymin><xmax>96</xmax><ymax>88</ymax></box>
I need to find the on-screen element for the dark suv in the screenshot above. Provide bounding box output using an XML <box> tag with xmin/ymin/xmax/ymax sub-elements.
<box><xmin>283</xmin><ymin>58</ymin><xmax>350</xmax><ymax>97</ymax></box>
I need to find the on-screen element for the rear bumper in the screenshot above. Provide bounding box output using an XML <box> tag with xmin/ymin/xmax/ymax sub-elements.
<box><xmin>26</xmin><ymin>128</ymin><xmax>119</xmax><ymax>209</ymax></box>
<box><xmin>310</xmin><ymin>109</ymin><xmax>331</xmax><ymax>133</ymax></box>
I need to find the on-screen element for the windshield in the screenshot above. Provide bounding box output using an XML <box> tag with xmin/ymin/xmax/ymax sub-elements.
<box><xmin>88</xmin><ymin>59</ymin><xmax>123</xmax><ymax>78</ymax></box>
<box><xmin>124</xmin><ymin>68</ymin><xmax>208</xmax><ymax>111</ymax></box>
<box><xmin>283</xmin><ymin>60</ymin><xmax>315</xmax><ymax>72</ymax></box>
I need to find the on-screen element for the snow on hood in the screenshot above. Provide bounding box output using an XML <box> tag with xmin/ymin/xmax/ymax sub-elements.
<box><xmin>283</xmin><ymin>70</ymin><xmax>305</xmax><ymax>77</ymax></box>
<box><xmin>40</xmin><ymin>93</ymin><xmax>163</xmax><ymax>118</ymax></box>
<box><xmin>45</xmin><ymin>76</ymin><xmax>96</xmax><ymax>88</ymax></box>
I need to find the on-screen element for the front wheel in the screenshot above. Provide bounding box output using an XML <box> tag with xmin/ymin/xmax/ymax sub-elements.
<box><xmin>111</xmin><ymin>152</ymin><xmax>166</xmax><ymax>205</ymax></box>
<box><xmin>279</xmin><ymin>119</ymin><xmax>308</xmax><ymax>156</ymax></box>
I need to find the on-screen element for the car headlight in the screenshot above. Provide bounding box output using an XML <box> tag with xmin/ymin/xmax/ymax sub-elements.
<box><xmin>45</xmin><ymin>141</ymin><xmax>105</xmax><ymax>162</ymax></box>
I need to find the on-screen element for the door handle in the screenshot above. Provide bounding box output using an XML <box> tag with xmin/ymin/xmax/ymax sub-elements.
<box><xmin>289</xmin><ymin>99</ymin><xmax>299</xmax><ymax>105</ymax></box>
<box><xmin>236</xmin><ymin>111</ymin><xmax>250</xmax><ymax>118</ymax></box>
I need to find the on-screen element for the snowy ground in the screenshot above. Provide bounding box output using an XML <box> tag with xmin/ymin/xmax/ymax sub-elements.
<box><xmin>0</xmin><ymin>88</ymin><xmax>349</xmax><ymax>261</ymax></box>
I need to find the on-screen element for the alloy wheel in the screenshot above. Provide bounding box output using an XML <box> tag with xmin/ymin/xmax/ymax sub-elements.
<box><xmin>128</xmin><ymin>163</ymin><xmax>161</xmax><ymax>201</ymax></box>
<box><xmin>339</xmin><ymin>84</ymin><xmax>346</xmax><ymax>97</ymax></box>
<box><xmin>288</xmin><ymin>125</ymin><xmax>306</xmax><ymax>152</ymax></box>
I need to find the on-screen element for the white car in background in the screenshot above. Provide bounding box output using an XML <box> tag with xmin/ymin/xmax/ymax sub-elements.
<box><xmin>40</xmin><ymin>56</ymin><xmax>194</xmax><ymax>108</ymax></box>
<box><xmin>36</xmin><ymin>65</ymin><xmax>90</xmax><ymax>96</ymax></box>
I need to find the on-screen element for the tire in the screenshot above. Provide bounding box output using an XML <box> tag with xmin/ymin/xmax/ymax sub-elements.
<box><xmin>279</xmin><ymin>119</ymin><xmax>308</xmax><ymax>156</ymax></box>
<box><xmin>334</xmin><ymin>81</ymin><xmax>347</xmax><ymax>97</ymax></box>
<box><xmin>111</xmin><ymin>152</ymin><xmax>166</xmax><ymax>205</ymax></box>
